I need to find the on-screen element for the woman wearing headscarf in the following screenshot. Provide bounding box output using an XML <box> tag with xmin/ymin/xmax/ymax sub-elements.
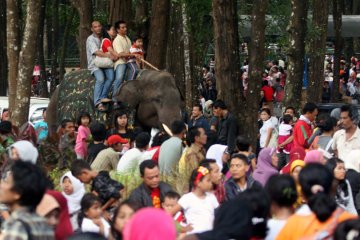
<box><xmin>280</xmin><ymin>147</ymin><xmax>306</xmax><ymax>174</ymax></box>
<box><xmin>290</xmin><ymin>160</ymin><xmax>306</xmax><ymax>208</ymax></box>
<box><xmin>304</xmin><ymin>150</ymin><xmax>325</xmax><ymax>164</ymax></box>
<box><xmin>206</xmin><ymin>144</ymin><xmax>229</xmax><ymax>173</ymax></box>
<box><xmin>345</xmin><ymin>150</ymin><xmax>360</xmax><ymax>214</ymax></box>
<box><xmin>60</xmin><ymin>171</ymin><xmax>86</xmax><ymax>230</ymax></box>
<box><xmin>123</xmin><ymin>208</ymin><xmax>176</xmax><ymax>240</ymax></box>
<box><xmin>253</xmin><ymin>147</ymin><xmax>279</xmax><ymax>186</ymax></box>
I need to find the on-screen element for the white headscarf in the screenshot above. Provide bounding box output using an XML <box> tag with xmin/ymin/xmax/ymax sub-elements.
<box><xmin>206</xmin><ymin>144</ymin><xmax>228</xmax><ymax>171</ymax></box>
<box><xmin>345</xmin><ymin>150</ymin><xmax>360</xmax><ymax>172</ymax></box>
<box><xmin>8</xmin><ymin>140</ymin><xmax>38</xmax><ymax>164</ymax></box>
<box><xmin>60</xmin><ymin>171</ymin><xmax>86</xmax><ymax>214</ymax></box>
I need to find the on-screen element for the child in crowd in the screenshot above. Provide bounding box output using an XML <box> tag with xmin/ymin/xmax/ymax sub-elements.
<box><xmin>170</xmin><ymin>166</ymin><xmax>219</xmax><ymax>234</ymax></box>
<box><xmin>70</xmin><ymin>160</ymin><xmax>124</xmax><ymax>220</ymax></box>
<box><xmin>75</xmin><ymin>112</ymin><xmax>91</xmax><ymax>160</ymax></box>
<box><xmin>60</xmin><ymin>171</ymin><xmax>86</xmax><ymax>231</ymax></box>
<box><xmin>162</xmin><ymin>191</ymin><xmax>185</xmax><ymax>225</ymax></box>
<box><xmin>110</xmin><ymin>200</ymin><xmax>140</xmax><ymax>240</ymax></box>
<box><xmin>79</xmin><ymin>193</ymin><xmax>110</xmax><ymax>238</ymax></box>
<box><xmin>127</xmin><ymin>36</ymin><xmax>144</xmax><ymax>80</ymax></box>
<box><xmin>277</xmin><ymin>114</ymin><xmax>293</xmax><ymax>168</ymax></box>
<box><xmin>58</xmin><ymin>119</ymin><xmax>76</xmax><ymax>169</ymax></box>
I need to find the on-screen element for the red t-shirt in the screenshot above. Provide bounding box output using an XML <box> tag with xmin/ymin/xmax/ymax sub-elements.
<box><xmin>151</xmin><ymin>187</ymin><xmax>161</xmax><ymax>208</ymax></box>
<box><xmin>102</xmin><ymin>38</ymin><xmax>112</xmax><ymax>53</ymax></box>
<box><xmin>262</xmin><ymin>86</ymin><xmax>274</xmax><ymax>101</ymax></box>
<box><xmin>293</xmin><ymin>119</ymin><xmax>312</xmax><ymax>150</ymax></box>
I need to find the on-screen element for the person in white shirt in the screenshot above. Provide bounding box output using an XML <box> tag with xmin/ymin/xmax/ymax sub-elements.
<box><xmin>259</xmin><ymin>108</ymin><xmax>276</xmax><ymax>149</ymax></box>
<box><xmin>117</xmin><ymin>132</ymin><xmax>150</xmax><ymax>173</ymax></box>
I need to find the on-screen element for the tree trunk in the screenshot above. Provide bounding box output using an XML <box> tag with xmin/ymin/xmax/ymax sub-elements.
<box><xmin>6</xmin><ymin>0</ymin><xmax>21</xmax><ymax>115</ymax></box>
<box><xmin>12</xmin><ymin>0</ymin><xmax>42</xmax><ymax>126</ymax></box>
<box><xmin>212</xmin><ymin>0</ymin><xmax>241</xmax><ymax>114</ymax></box>
<box><xmin>284</xmin><ymin>0</ymin><xmax>308</xmax><ymax>110</ymax></box>
<box><xmin>247</xmin><ymin>0</ymin><xmax>268</xmax><ymax>149</ymax></box>
<box><xmin>306</xmin><ymin>0</ymin><xmax>329</xmax><ymax>103</ymax></box>
<box><xmin>0</xmin><ymin>0</ymin><xmax>7</xmax><ymax>96</ymax></box>
<box><xmin>37</xmin><ymin>0</ymin><xmax>49</xmax><ymax>98</ymax></box>
<box><xmin>146</xmin><ymin>0</ymin><xmax>171</xmax><ymax>70</ymax></box>
<box><xmin>182</xmin><ymin>2</ymin><xmax>192</xmax><ymax>111</ymax></box>
<box><xmin>134</xmin><ymin>0</ymin><xmax>150</xmax><ymax>51</ymax></box>
<box><xmin>70</xmin><ymin>0</ymin><xmax>93</xmax><ymax>69</ymax></box>
<box><xmin>50</xmin><ymin>0</ymin><xmax>59</xmax><ymax>94</ymax></box>
<box><xmin>332</xmin><ymin>0</ymin><xmax>343</xmax><ymax>102</ymax></box>
<box><xmin>59</xmin><ymin>7</ymin><xmax>76</xmax><ymax>83</ymax></box>
<box><xmin>108</xmin><ymin>0</ymin><xmax>133</xmax><ymax>26</ymax></box>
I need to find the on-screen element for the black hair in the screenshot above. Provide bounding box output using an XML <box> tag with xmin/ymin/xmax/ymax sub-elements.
<box><xmin>237</xmin><ymin>188</ymin><xmax>270</xmax><ymax>239</ymax></box>
<box><xmin>236</xmin><ymin>135</ymin><xmax>250</xmax><ymax>151</ymax></box>
<box><xmin>199</xmin><ymin>159</ymin><xmax>217</xmax><ymax>171</ymax></box>
<box><xmin>230</xmin><ymin>153</ymin><xmax>249</xmax><ymax>165</ymax></box>
<box><xmin>76</xmin><ymin>111</ymin><xmax>91</xmax><ymax>126</ymax></box>
<box><xmin>260</xmin><ymin>108</ymin><xmax>271</xmax><ymax>116</ymax></box>
<box><xmin>42</xmin><ymin>108</ymin><xmax>47</xmax><ymax>114</ymax></box>
<box><xmin>212</xmin><ymin>100</ymin><xmax>227</xmax><ymax>110</ymax></box>
<box><xmin>68</xmin><ymin>232</ymin><xmax>107</xmax><ymax>240</ymax></box>
<box><xmin>60</xmin><ymin>119</ymin><xmax>73</xmax><ymax>129</ymax></box>
<box><xmin>10</xmin><ymin>161</ymin><xmax>47</xmax><ymax>210</ymax></box>
<box><xmin>113</xmin><ymin>110</ymin><xmax>129</xmax><ymax>130</ymax></box>
<box><xmin>302</xmin><ymin>102</ymin><xmax>318</xmax><ymax>114</ymax></box>
<box><xmin>111</xmin><ymin>199</ymin><xmax>141</xmax><ymax>239</ymax></box>
<box><xmin>89</xmin><ymin>122</ymin><xmax>107</xmax><ymax>141</ymax></box>
<box><xmin>189</xmin><ymin>166</ymin><xmax>210</xmax><ymax>191</ymax></box>
<box><xmin>282</xmin><ymin>114</ymin><xmax>292</xmax><ymax>124</ymax></box>
<box><xmin>151</xmin><ymin>131</ymin><xmax>170</xmax><ymax>147</ymax></box>
<box><xmin>325</xmin><ymin>158</ymin><xmax>349</xmax><ymax>197</ymax></box>
<box><xmin>186</xmin><ymin>126</ymin><xmax>202</xmax><ymax>146</ymax></box>
<box><xmin>170</xmin><ymin>120</ymin><xmax>186</xmax><ymax>135</ymax></box>
<box><xmin>102</xmin><ymin>24</ymin><xmax>112</xmax><ymax>39</ymax></box>
<box><xmin>78</xmin><ymin>193</ymin><xmax>101</xmax><ymax>227</ymax></box>
<box><xmin>135</xmin><ymin>132</ymin><xmax>150</xmax><ymax>149</ymax></box>
<box><xmin>114</xmin><ymin>20</ymin><xmax>126</xmax><ymax>30</ymax></box>
<box><xmin>133</xmin><ymin>35</ymin><xmax>143</xmax><ymax>42</ymax></box>
<box><xmin>284</xmin><ymin>106</ymin><xmax>295</xmax><ymax>114</ymax></box>
<box><xmin>265</xmin><ymin>175</ymin><xmax>297</xmax><ymax>208</ymax></box>
<box><xmin>193</xmin><ymin>103</ymin><xmax>203</xmax><ymax>112</ymax></box>
<box><xmin>299</xmin><ymin>163</ymin><xmax>337</xmax><ymax>222</ymax></box>
<box><xmin>139</xmin><ymin>160</ymin><xmax>158</xmax><ymax>177</ymax></box>
<box><xmin>333</xmin><ymin>219</ymin><xmax>360</xmax><ymax>240</ymax></box>
<box><xmin>341</xmin><ymin>104</ymin><xmax>359</xmax><ymax>124</ymax></box>
<box><xmin>71</xmin><ymin>160</ymin><xmax>91</xmax><ymax>177</ymax></box>
<box><xmin>262</xmin><ymin>80</ymin><xmax>269</xmax><ymax>87</ymax></box>
<box><xmin>164</xmin><ymin>191</ymin><xmax>181</xmax><ymax>200</ymax></box>
<box><xmin>317</xmin><ymin>116</ymin><xmax>337</xmax><ymax>132</ymax></box>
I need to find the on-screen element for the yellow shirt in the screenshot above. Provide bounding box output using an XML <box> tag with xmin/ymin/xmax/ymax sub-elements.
<box><xmin>113</xmin><ymin>34</ymin><xmax>132</xmax><ymax>68</ymax></box>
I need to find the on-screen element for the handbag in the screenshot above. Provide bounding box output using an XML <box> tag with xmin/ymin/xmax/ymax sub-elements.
<box><xmin>94</xmin><ymin>39</ymin><xmax>114</xmax><ymax>68</ymax></box>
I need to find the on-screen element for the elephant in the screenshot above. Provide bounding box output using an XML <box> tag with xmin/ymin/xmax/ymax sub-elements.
<box><xmin>46</xmin><ymin>69</ymin><xmax>182</xmax><ymax>134</ymax></box>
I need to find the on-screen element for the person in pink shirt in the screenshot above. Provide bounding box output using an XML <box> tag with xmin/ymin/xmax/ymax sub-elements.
<box><xmin>75</xmin><ymin>112</ymin><xmax>92</xmax><ymax>159</ymax></box>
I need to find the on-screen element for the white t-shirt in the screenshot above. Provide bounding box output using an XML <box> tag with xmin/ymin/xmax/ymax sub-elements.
<box><xmin>81</xmin><ymin>217</ymin><xmax>110</xmax><ymax>238</ymax></box>
<box><xmin>178</xmin><ymin>192</ymin><xmax>219</xmax><ymax>234</ymax></box>
<box><xmin>265</xmin><ymin>218</ymin><xmax>287</xmax><ymax>240</ymax></box>
<box><xmin>279</xmin><ymin>123</ymin><xmax>292</xmax><ymax>136</ymax></box>
<box><xmin>117</xmin><ymin>148</ymin><xmax>143</xmax><ymax>173</ymax></box>
<box><xmin>260</xmin><ymin>119</ymin><xmax>275</xmax><ymax>148</ymax></box>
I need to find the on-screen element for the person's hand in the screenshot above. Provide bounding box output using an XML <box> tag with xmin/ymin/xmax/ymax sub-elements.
<box><xmin>92</xmin><ymin>218</ymin><xmax>104</xmax><ymax>227</ymax></box>
<box><xmin>181</xmin><ymin>224</ymin><xmax>193</xmax><ymax>233</ymax></box>
<box><xmin>102</xmin><ymin>211</ymin><xmax>111</xmax><ymax>222</ymax></box>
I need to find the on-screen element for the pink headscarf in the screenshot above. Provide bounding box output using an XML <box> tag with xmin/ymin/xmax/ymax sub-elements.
<box><xmin>304</xmin><ymin>150</ymin><xmax>324</xmax><ymax>164</ymax></box>
<box><xmin>123</xmin><ymin>208</ymin><xmax>176</xmax><ymax>240</ymax></box>
<box><xmin>253</xmin><ymin>147</ymin><xmax>279</xmax><ymax>186</ymax></box>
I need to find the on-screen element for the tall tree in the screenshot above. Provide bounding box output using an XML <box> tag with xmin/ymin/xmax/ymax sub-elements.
<box><xmin>6</xmin><ymin>0</ymin><xmax>21</xmax><ymax>115</ymax></box>
<box><xmin>306</xmin><ymin>0</ymin><xmax>329</xmax><ymax>103</ymax></box>
<box><xmin>70</xmin><ymin>0</ymin><xmax>93</xmax><ymax>69</ymax></box>
<box><xmin>332</xmin><ymin>0</ymin><xmax>343</xmax><ymax>102</ymax></box>
<box><xmin>284</xmin><ymin>0</ymin><xmax>308</xmax><ymax>110</ymax></box>
<box><xmin>50</xmin><ymin>0</ymin><xmax>59</xmax><ymax>94</ymax></box>
<box><xmin>134</xmin><ymin>0</ymin><xmax>150</xmax><ymax>50</ymax></box>
<box><xmin>146</xmin><ymin>0</ymin><xmax>171</xmax><ymax>70</ymax></box>
<box><xmin>11</xmin><ymin>0</ymin><xmax>42</xmax><ymax>126</ymax></box>
<box><xmin>37</xmin><ymin>0</ymin><xmax>49</xmax><ymax>98</ymax></box>
<box><xmin>0</xmin><ymin>0</ymin><xmax>7</xmax><ymax>96</ymax></box>
<box><xmin>212</xmin><ymin>0</ymin><xmax>241</xmax><ymax>113</ymax></box>
<box><xmin>108</xmin><ymin>0</ymin><xmax>132</xmax><ymax>25</ymax></box>
<box><xmin>182</xmin><ymin>2</ymin><xmax>192</xmax><ymax>110</ymax></box>
<box><xmin>246</xmin><ymin>0</ymin><xmax>268</xmax><ymax>148</ymax></box>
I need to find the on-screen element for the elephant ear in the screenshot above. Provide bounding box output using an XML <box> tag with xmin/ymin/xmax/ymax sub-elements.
<box><xmin>114</xmin><ymin>80</ymin><xmax>141</xmax><ymax>108</ymax></box>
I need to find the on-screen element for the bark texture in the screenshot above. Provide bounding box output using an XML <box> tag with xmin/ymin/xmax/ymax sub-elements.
<box><xmin>37</xmin><ymin>0</ymin><xmax>48</xmax><ymax>98</ymax></box>
<box><xmin>0</xmin><ymin>0</ymin><xmax>7</xmax><ymax>96</ymax></box>
<box><xmin>307</xmin><ymin>0</ymin><xmax>329</xmax><ymax>103</ymax></box>
<box><xmin>12</xmin><ymin>0</ymin><xmax>42</xmax><ymax>126</ymax></box>
<box><xmin>247</xmin><ymin>0</ymin><xmax>268</xmax><ymax>149</ymax></box>
<box><xmin>284</xmin><ymin>0</ymin><xmax>308</xmax><ymax>110</ymax></box>
<box><xmin>108</xmin><ymin>0</ymin><xmax>132</xmax><ymax>26</ymax></box>
<box><xmin>332</xmin><ymin>0</ymin><xmax>343</xmax><ymax>102</ymax></box>
<box><xmin>146</xmin><ymin>0</ymin><xmax>171</xmax><ymax>70</ymax></box>
<box><xmin>182</xmin><ymin>2</ymin><xmax>192</xmax><ymax>111</ymax></box>
<box><xmin>50</xmin><ymin>0</ymin><xmax>59</xmax><ymax>94</ymax></box>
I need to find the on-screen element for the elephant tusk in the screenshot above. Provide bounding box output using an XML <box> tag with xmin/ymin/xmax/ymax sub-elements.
<box><xmin>162</xmin><ymin>123</ymin><xmax>173</xmax><ymax>136</ymax></box>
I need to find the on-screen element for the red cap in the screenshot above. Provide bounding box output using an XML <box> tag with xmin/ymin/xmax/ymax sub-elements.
<box><xmin>107</xmin><ymin>134</ymin><xmax>128</xmax><ymax>145</ymax></box>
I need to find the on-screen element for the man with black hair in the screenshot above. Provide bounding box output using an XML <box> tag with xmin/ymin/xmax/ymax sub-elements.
<box><xmin>0</xmin><ymin>161</ymin><xmax>53</xmax><ymax>239</ymax></box>
<box><xmin>117</xmin><ymin>132</ymin><xmax>150</xmax><ymax>173</ymax></box>
<box><xmin>87</xmin><ymin>122</ymin><xmax>107</xmax><ymax>164</ymax></box>
<box><xmin>91</xmin><ymin>134</ymin><xmax>128</xmax><ymax>172</ymax></box>
<box><xmin>333</xmin><ymin>104</ymin><xmax>360</xmax><ymax>161</ymax></box>
<box><xmin>189</xmin><ymin>104</ymin><xmax>210</xmax><ymax>133</ymax></box>
<box><xmin>159</xmin><ymin>120</ymin><xmax>186</xmax><ymax>174</ymax></box>
<box><xmin>129</xmin><ymin>160</ymin><xmax>172</xmax><ymax>208</ymax></box>
<box><xmin>292</xmin><ymin>102</ymin><xmax>318</xmax><ymax>151</ymax></box>
<box><xmin>212</xmin><ymin>100</ymin><xmax>238</xmax><ymax>153</ymax></box>
<box><xmin>58</xmin><ymin>119</ymin><xmax>76</xmax><ymax>169</ymax></box>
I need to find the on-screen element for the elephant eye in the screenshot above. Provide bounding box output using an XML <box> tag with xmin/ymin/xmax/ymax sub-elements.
<box><xmin>151</xmin><ymin>98</ymin><xmax>161</xmax><ymax>103</ymax></box>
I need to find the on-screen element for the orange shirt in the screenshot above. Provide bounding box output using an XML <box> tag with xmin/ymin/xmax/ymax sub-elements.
<box><xmin>276</xmin><ymin>208</ymin><xmax>356</xmax><ymax>240</ymax></box>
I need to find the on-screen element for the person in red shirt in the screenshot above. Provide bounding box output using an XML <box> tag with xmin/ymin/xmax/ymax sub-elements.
<box><xmin>261</xmin><ymin>80</ymin><xmax>274</xmax><ymax>102</ymax></box>
<box><xmin>292</xmin><ymin>103</ymin><xmax>318</xmax><ymax>151</ymax></box>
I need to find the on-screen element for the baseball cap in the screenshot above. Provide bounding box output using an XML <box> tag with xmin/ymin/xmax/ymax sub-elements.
<box><xmin>107</xmin><ymin>134</ymin><xmax>128</xmax><ymax>145</ymax></box>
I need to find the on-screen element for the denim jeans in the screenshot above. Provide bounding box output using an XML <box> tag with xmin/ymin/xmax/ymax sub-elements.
<box><xmin>93</xmin><ymin>68</ymin><xmax>114</xmax><ymax>105</ymax></box>
<box><xmin>127</xmin><ymin>62</ymin><xmax>138</xmax><ymax>80</ymax></box>
<box><xmin>113</xmin><ymin>64</ymin><xmax>127</xmax><ymax>97</ymax></box>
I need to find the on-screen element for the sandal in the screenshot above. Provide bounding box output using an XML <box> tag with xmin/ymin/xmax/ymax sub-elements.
<box><xmin>96</xmin><ymin>103</ymin><xmax>106</xmax><ymax>112</ymax></box>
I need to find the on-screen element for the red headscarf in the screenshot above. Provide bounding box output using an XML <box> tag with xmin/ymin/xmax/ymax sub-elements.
<box><xmin>280</xmin><ymin>147</ymin><xmax>306</xmax><ymax>174</ymax></box>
